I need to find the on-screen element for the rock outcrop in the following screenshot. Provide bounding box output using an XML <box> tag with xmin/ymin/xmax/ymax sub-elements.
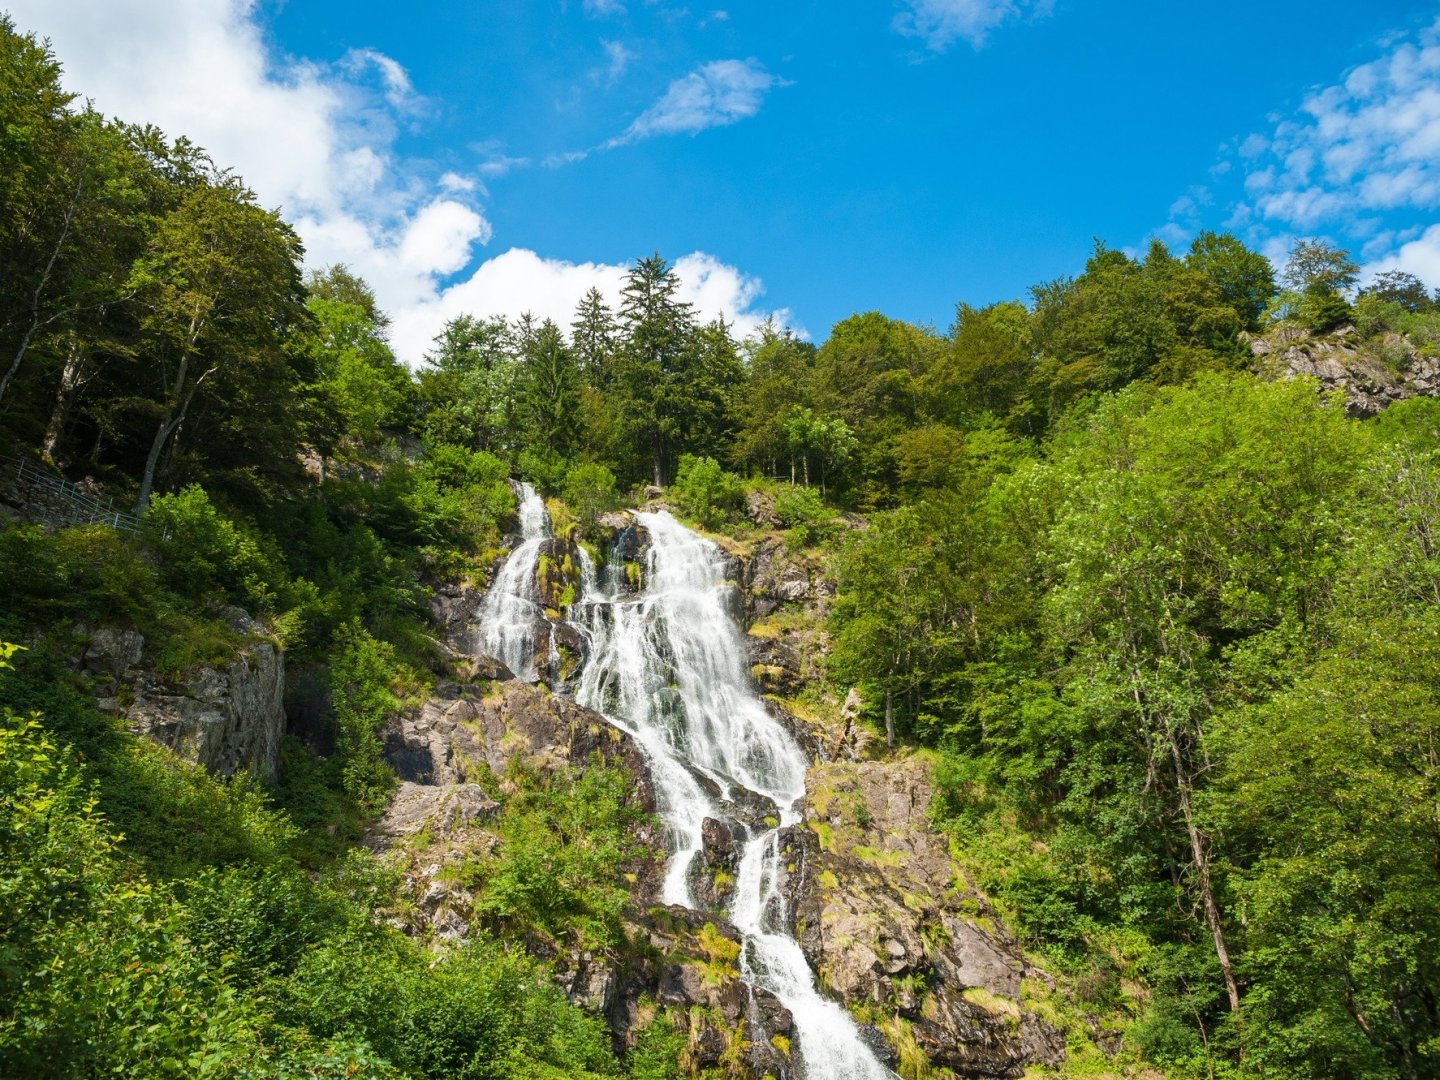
<box><xmin>80</xmin><ymin>608</ymin><xmax>285</xmax><ymax>779</ymax></box>
<box><xmin>781</xmin><ymin>756</ymin><xmax>1068</xmax><ymax>1078</ymax></box>
<box><xmin>368</xmin><ymin>675</ymin><xmax>808</xmax><ymax>1077</ymax></box>
<box><xmin>1250</xmin><ymin>324</ymin><xmax>1440</xmax><ymax>415</ymax></box>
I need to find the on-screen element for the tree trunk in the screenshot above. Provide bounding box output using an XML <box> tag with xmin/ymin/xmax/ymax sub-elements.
<box><xmin>885</xmin><ymin>687</ymin><xmax>895</xmax><ymax>751</ymax></box>
<box><xmin>0</xmin><ymin>175</ymin><xmax>83</xmax><ymax>409</ymax></box>
<box><xmin>1169</xmin><ymin>732</ymin><xmax>1243</xmax><ymax>1028</ymax></box>
<box><xmin>802</xmin><ymin>455</ymin><xmax>810</xmax><ymax>487</ymax></box>
<box><xmin>42</xmin><ymin>338</ymin><xmax>87</xmax><ymax>460</ymax></box>
<box><xmin>135</xmin><ymin>347</ymin><xmax>195</xmax><ymax>514</ymax></box>
<box><xmin>652</xmin><ymin>429</ymin><xmax>664</xmax><ymax>488</ymax></box>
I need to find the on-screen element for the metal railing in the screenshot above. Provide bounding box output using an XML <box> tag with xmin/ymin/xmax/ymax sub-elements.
<box><xmin>1</xmin><ymin>454</ymin><xmax>144</xmax><ymax>534</ymax></box>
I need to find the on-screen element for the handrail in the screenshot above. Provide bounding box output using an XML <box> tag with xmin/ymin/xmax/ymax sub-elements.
<box><xmin>0</xmin><ymin>454</ymin><xmax>145</xmax><ymax>534</ymax></box>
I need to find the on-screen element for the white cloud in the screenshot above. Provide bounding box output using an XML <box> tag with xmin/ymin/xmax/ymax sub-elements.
<box><xmin>341</xmin><ymin>47</ymin><xmax>417</xmax><ymax>109</ymax></box>
<box><xmin>583</xmin><ymin>0</ymin><xmax>626</xmax><ymax>16</ymax></box>
<box><xmin>1363</xmin><ymin>222</ymin><xmax>1440</xmax><ymax>285</ymax></box>
<box><xmin>596</xmin><ymin>39</ymin><xmax>634</xmax><ymax>85</ymax></box>
<box><xmin>610</xmin><ymin>58</ymin><xmax>782</xmax><ymax>145</ymax></box>
<box><xmin>478</xmin><ymin>155</ymin><xmax>532</xmax><ymax>178</ymax></box>
<box><xmin>8</xmin><ymin>0</ymin><xmax>490</xmax><ymax>348</ymax></box>
<box><xmin>389</xmin><ymin>249</ymin><xmax>800</xmax><ymax>364</ymax></box>
<box><xmin>7</xmin><ymin>0</ymin><xmax>794</xmax><ymax>365</ymax></box>
<box><xmin>893</xmin><ymin>0</ymin><xmax>1055</xmax><ymax>51</ymax></box>
<box><xmin>1235</xmin><ymin>20</ymin><xmax>1440</xmax><ymax>229</ymax></box>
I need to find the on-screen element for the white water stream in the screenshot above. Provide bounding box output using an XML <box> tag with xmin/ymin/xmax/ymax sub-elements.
<box><xmin>479</xmin><ymin>502</ymin><xmax>894</xmax><ymax>1078</ymax></box>
<box><xmin>476</xmin><ymin>481</ymin><xmax>549</xmax><ymax>681</ymax></box>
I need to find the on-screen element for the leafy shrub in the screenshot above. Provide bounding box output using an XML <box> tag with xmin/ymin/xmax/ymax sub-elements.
<box><xmin>773</xmin><ymin>484</ymin><xmax>836</xmax><ymax>548</ymax></box>
<box><xmin>517</xmin><ymin>446</ymin><xmax>568</xmax><ymax>495</ymax></box>
<box><xmin>465</xmin><ymin>759</ymin><xmax>652</xmax><ymax>951</ymax></box>
<box><xmin>671</xmin><ymin>454</ymin><xmax>744</xmax><ymax>529</ymax></box>
<box><xmin>328</xmin><ymin>620</ymin><xmax>398</xmax><ymax>814</ymax></box>
<box><xmin>144</xmin><ymin>485</ymin><xmax>287</xmax><ymax>612</ymax></box>
<box><xmin>562</xmin><ymin>461</ymin><xmax>619</xmax><ymax>535</ymax></box>
<box><xmin>284</xmin><ymin>932</ymin><xmax>619</xmax><ymax>1080</ymax></box>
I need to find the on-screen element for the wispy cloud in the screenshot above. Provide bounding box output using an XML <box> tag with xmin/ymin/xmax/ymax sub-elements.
<box><xmin>477</xmin><ymin>154</ymin><xmax>531</xmax><ymax>178</ymax></box>
<box><xmin>583</xmin><ymin>0</ymin><xmax>626</xmax><ymax>17</ymax></box>
<box><xmin>607</xmin><ymin>58</ymin><xmax>783</xmax><ymax>146</ymax></box>
<box><xmin>594</xmin><ymin>39</ymin><xmax>634</xmax><ymax>85</ymax></box>
<box><xmin>340</xmin><ymin>47</ymin><xmax>419</xmax><ymax>109</ymax></box>
<box><xmin>893</xmin><ymin>0</ymin><xmax>1056</xmax><ymax>52</ymax></box>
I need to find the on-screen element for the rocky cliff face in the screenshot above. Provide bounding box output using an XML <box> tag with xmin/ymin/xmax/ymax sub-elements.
<box><xmin>779</xmin><ymin>757</ymin><xmax>1069</xmax><ymax>1078</ymax></box>
<box><xmin>368</xmin><ymin>672</ymin><xmax>803</xmax><ymax>1076</ymax></box>
<box><xmin>1250</xmin><ymin>324</ymin><xmax>1440</xmax><ymax>415</ymax></box>
<box><xmin>78</xmin><ymin>607</ymin><xmax>285</xmax><ymax>779</ymax></box>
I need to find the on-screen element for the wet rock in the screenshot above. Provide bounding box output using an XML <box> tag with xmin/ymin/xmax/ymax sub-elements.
<box><xmin>609</xmin><ymin>907</ymin><xmax>796</xmax><ymax>1079</ymax></box>
<box><xmin>535</xmin><ymin>534</ymin><xmax>583</xmax><ymax>611</ymax></box>
<box><xmin>785</xmin><ymin>755</ymin><xmax>1067</xmax><ymax>1077</ymax></box>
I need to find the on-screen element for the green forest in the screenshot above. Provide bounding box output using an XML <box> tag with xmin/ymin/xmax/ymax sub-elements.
<box><xmin>3</xmin><ymin>13</ymin><xmax>1440</xmax><ymax>1080</ymax></box>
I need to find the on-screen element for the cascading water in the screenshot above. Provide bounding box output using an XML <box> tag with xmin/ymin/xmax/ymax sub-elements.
<box><xmin>476</xmin><ymin>481</ymin><xmax>549</xmax><ymax>681</ymax></box>
<box><xmin>573</xmin><ymin>511</ymin><xmax>896</xmax><ymax>1080</ymax></box>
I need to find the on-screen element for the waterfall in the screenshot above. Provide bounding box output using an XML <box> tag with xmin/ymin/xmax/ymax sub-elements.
<box><xmin>476</xmin><ymin>481</ymin><xmax>549</xmax><ymax>682</ymax></box>
<box><xmin>573</xmin><ymin>511</ymin><xmax>896</xmax><ymax>1080</ymax></box>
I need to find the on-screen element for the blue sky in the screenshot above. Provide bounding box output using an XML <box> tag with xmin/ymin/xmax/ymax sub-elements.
<box><xmin>11</xmin><ymin>0</ymin><xmax>1440</xmax><ymax>360</ymax></box>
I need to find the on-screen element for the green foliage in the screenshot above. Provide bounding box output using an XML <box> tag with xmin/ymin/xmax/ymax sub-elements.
<box><xmin>328</xmin><ymin>620</ymin><xmax>398</xmax><ymax>814</ymax></box>
<box><xmin>464</xmin><ymin>758</ymin><xmax>653</xmax><ymax>951</ymax></box>
<box><xmin>772</xmin><ymin>483</ymin><xmax>836</xmax><ymax>548</ymax></box>
<box><xmin>517</xmin><ymin>445</ymin><xmax>569</xmax><ymax>494</ymax></box>
<box><xmin>144</xmin><ymin>484</ymin><xmax>285</xmax><ymax>611</ymax></box>
<box><xmin>671</xmin><ymin>453</ymin><xmax>745</xmax><ymax>529</ymax></box>
<box><xmin>284</xmin><ymin>933</ymin><xmax>619</xmax><ymax>1080</ymax></box>
<box><xmin>562</xmin><ymin>460</ymin><xmax>620</xmax><ymax>535</ymax></box>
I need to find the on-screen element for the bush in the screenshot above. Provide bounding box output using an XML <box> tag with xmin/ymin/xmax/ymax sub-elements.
<box><xmin>144</xmin><ymin>485</ymin><xmax>287</xmax><ymax>612</ymax></box>
<box><xmin>328</xmin><ymin>620</ymin><xmax>398</xmax><ymax>814</ymax></box>
<box><xmin>561</xmin><ymin>461</ymin><xmax>618</xmax><ymax>536</ymax></box>
<box><xmin>671</xmin><ymin>455</ymin><xmax>744</xmax><ymax>530</ymax></box>
<box><xmin>773</xmin><ymin>484</ymin><xmax>836</xmax><ymax>548</ymax></box>
<box><xmin>517</xmin><ymin>447</ymin><xmax>568</xmax><ymax>495</ymax></box>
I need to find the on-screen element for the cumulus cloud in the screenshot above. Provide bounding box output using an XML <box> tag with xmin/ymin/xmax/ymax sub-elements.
<box><xmin>8</xmin><ymin>0</ymin><xmax>489</xmax><ymax>351</ymax></box>
<box><xmin>1232</xmin><ymin>19</ymin><xmax>1440</xmax><ymax>229</ymax></box>
<box><xmin>609</xmin><ymin>58</ymin><xmax>782</xmax><ymax>145</ymax></box>
<box><xmin>10</xmin><ymin>0</ymin><xmax>795</xmax><ymax>364</ymax></box>
<box><xmin>1363</xmin><ymin>222</ymin><xmax>1440</xmax><ymax>285</ymax></box>
<box><xmin>893</xmin><ymin>0</ymin><xmax>1056</xmax><ymax>51</ymax></box>
<box><xmin>389</xmin><ymin>249</ymin><xmax>800</xmax><ymax>364</ymax></box>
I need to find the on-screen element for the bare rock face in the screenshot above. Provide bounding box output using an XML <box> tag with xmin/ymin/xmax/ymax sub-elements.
<box><xmin>383</xmin><ymin>679</ymin><xmax>654</xmax><ymax>792</ymax></box>
<box><xmin>81</xmin><ymin>609</ymin><xmax>285</xmax><ymax>780</ymax></box>
<box><xmin>609</xmin><ymin>907</ymin><xmax>798</xmax><ymax>1080</ymax></box>
<box><xmin>782</xmin><ymin>756</ymin><xmax>1067</xmax><ymax>1078</ymax></box>
<box><xmin>742</xmin><ymin>537</ymin><xmax>834</xmax><ymax>623</ymax></box>
<box><xmin>429</xmin><ymin>583</ymin><xmax>488</xmax><ymax>653</ymax></box>
<box><xmin>1250</xmin><ymin>324</ymin><xmax>1440</xmax><ymax>416</ymax></box>
<box><xmin>368</xmin><ymin>781</ymin><xmax>500</xmax><ymax>848</ymax></box>
<box><xmin>745</xmin><ymin>489</ymin><xmax>783</xmax><ymax>528</ymax></box>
